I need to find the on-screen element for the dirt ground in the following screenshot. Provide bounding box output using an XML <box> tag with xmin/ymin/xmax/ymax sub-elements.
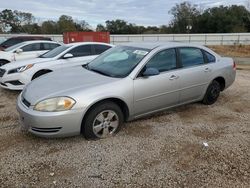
<box><xmin>0</xmin><ymin>70</ymin><xmax>250</xmax><ymax>187</ymax></box>
<box><xmin>209</xmin><ymin>45</ymin><xmax>250</xmax><ymax>58</ymax></box>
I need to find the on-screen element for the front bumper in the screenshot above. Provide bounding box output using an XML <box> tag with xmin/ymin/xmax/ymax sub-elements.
<box><xmin>0</xmin><ymin>72</ymin><xmax>30</xmax><ymax>90</ymax></box>
<box><xmin>16</xmin><ymin>95</ymin><xmax>85</xmax><ymax>138</ymax></box>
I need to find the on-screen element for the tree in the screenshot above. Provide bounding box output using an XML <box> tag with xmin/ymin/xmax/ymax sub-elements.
<box><xmin>75</xmin><ymin>20</ymin><xmax>92</xmax><ymax>31</ymax></box>
<box><xmin>96</xmin><ymin>24</ymin><xmax>106</xmax><ymax>32</ymax></box>
<box><xmin>41</xmin><ymin>21</ymin><xmax>58</xmax><ymax>34</ymax></box>
<box><xmin>57</xmin><ymin>15</ymin><xmax>77</xmax><ymax>33</ymax></box>
<box><xmin>169</xmin><ymin>2</ymin><xmax>200</xmax><ymax>33</ymax></box>
<box><xmin>0</xmin><ymin>9</ymin><xmax>35</xmax><ymax>33</ymax></box>
<box><xmin>196</xmin><ymin>5</ymin><xmax>250</xmax><ymax>33</ymax></box>
<box><xmin>22</xmin><ymin>23</ymin><xmax>41</xmax><ymax>34</ymax></box>
<box><xmin>105</xmin><ymin>19</ymin><xmax>131</xmax><ymax>34</ymax></box>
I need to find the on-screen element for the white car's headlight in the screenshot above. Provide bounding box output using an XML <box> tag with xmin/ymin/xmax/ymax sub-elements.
<box><xmin>34</xmin><ymin>97</ymin><xmax>76</xmax><ymax>112</ymax></box>
<box><xmin>8</xmin><ymin>64</ymin><xmax>33</xmax><ymax>74</ymax></box>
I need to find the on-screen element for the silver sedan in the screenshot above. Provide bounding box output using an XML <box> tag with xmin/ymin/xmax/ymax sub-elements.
<box><xmin>17</xmin><ymin>42</ymin><xmax>236</xmax><ymax>139</ymax></box>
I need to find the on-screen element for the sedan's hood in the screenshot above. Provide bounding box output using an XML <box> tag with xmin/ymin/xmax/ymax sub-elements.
<box><xmin>23</xmin><ymin>66</ymin><xmax>118</xmax><ymax>105</ymax></box>
<box><xmin>0</xmin><ymin>50</ymin><xmax>12</xmax><ymax>59</ymax></box>
<box><xmin>1</xmin><ymin>57</ymin><xmax>55</xmax><ymax>70</ymax></box>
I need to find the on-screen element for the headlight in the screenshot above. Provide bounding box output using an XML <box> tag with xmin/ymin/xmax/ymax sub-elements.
<box><xmin>8</xmin><ymin>64</ymin><xmax>33</xmax><ymax>74</ymax></box>
<box><xmin>34</xmin><ymin>97</ymin><xmax>76</xmax><ymax>112</ymax></box>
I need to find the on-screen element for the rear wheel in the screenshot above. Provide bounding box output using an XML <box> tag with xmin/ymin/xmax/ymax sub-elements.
<box><xmin>203</xmin><ymin>80</ymin><xmax>221</xmax><ymax>105</ymax></box>
<box><xmin>82</xmin><ymin>102</ymin><xmax>124</xmax><ymax>140</ymax></box>
<box><xmin>0</xmin><ymin>60</ymin><xmax>9</xmax><ymax>67</ymax></box>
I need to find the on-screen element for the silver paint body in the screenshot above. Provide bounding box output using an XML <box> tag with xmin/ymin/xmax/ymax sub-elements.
<box><xmin>17</xmin><ymin>42</ymin><xmax>236</xmax><ymax>137</ymax></box>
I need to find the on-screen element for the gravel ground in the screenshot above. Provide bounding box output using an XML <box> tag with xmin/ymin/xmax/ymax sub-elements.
<box><xmin>0</xmin><ymin>70</ymin><xmax>249</xmax><ymax>188</ymax></box>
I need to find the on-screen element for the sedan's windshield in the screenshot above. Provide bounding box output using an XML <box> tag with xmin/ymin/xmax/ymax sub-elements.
<box><xmin>4</xmin><ymin>43</ymin><xmax>25</xmax><ymax>52</ymax></box>
<box><xmin>87</xmin><ymin>46</ymin><xmax>150</xmax><ymax>78</ymax></box>
<box><xmin>39</xmin><ymin>45</ymin><xmax>71</xmax><ymax>58</ymax></box>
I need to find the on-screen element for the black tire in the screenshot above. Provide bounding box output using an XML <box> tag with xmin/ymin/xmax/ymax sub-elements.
<box><xmin>82</xmin><ymin>102</ymin><xmax>124</xmax><ymax>140</ymax></box>
<box><xmin>203</xmin><ymin>80</ymin><xmax>221</xmax><ymax>105</ymax></box>
<box><xmin>0</xmin><ymin>60</ymin><xmax>9</xmax><ymax>67</ymax></box>
<box><xmin>32</xmin><ymin>70</ymin><xmax>51</xmax><ymax>80</ymax></box>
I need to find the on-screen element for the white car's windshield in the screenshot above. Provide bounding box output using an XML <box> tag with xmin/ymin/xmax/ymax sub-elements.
<box><xmin>87</xmin><ymin>46</ymin><xmax>150</xmax><ymax>78</ymax></box>
<box><xmin>4</xmin><ymin>43</ymin><xmax>25</xmax><ymax>52</ymax></box>
<box><xmin>40</xmin><ymin>45</ymin><xmax>71</xmax><ymax>58</ymax></box>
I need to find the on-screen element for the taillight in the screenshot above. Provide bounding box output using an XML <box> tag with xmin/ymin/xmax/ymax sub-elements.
<box><xmin>233</xmin><ymin>61</ymin><xmax>236</xmax><ymax>70</ymax></box>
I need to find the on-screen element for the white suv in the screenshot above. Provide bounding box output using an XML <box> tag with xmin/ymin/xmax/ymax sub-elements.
<box><xmin>0</xmin><ymin>42</ymin><xmax>113</xmax><ymax>90</ymax></box>
<box><xmin>0</xmin><ymin>40</ymin><xmax>61</xmax><ymax>66</ymax></box>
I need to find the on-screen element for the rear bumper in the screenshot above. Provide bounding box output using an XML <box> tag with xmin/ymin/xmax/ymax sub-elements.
<box><xmin>225</xmin><ymin>69</ymin><xmax>236</xmax><ymax>90</ymax></box>
<box><xmin>16</xmin><ymin>95</ymin><xmax>85</xmax><ymax>138</ymax></box>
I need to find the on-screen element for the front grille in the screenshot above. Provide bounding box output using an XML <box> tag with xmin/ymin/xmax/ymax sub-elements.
<box><xmin>0</xmin><ymin>68</ymin><xmax>6</xmax><ymax>77</ymax></box>
<box><xmin>22</xmin><ymin>97</ymin><xmax>31</xmax><ymax>108</ymax></box>
<box><xmin>31</xmin><ymin>127</ymin><xmax>62</xmax><ymax>133</ymax></box>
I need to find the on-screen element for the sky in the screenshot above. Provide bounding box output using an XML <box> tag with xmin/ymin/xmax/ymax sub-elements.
<box><xmin>0</xmin><ymin>0</ymin><xmax>249</xmax><ymax>28</ymax></box>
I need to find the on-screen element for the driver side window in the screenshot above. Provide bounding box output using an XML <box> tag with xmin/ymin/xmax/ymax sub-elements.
<box><xmin>146</xmin><ymin>48</ymin><xmax>177</xmax><ymax>72</ymax></box>
<box><xmin>68</xmin><ymin>45</ymin><xmax>92</xmax><ymax>57</ymax></box>
<box><xmin>21</xmin><ymin>43</ymin><xmax>42</xmax><ymax>52</ymax></box>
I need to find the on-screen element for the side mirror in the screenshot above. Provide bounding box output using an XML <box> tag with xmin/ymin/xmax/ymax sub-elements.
<box><xmin>15</xmin><ymin>49</ymin><xmax>23</xmax><ymax>54</ymax></box>
<box><xmin>63</xmin><ymin>53</ymin><xmax>73</xmax><ymax>59</ymax></box>
<box><xmin>142</xmin><ymin>67</ymin><xmax>160</xmax><ymax>77</ymax></box>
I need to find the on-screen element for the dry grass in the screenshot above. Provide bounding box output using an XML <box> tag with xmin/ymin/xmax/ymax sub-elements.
<box><xmin>208</xmin><ymin>45</ymin><xmax>250</xmax><ymax>58</ymax></box>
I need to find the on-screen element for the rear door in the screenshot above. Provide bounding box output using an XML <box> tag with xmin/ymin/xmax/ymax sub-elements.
<box><xmin>177</xmin><ymin>47</ymin><xmax>214</xmax><ymax>103</ymax></box>
<box><xmin>133</xmin><ymin>48</ymin><xmax>181</xmax><ymax>116</ymax></box>
<box><xmin>42</xmin><ymin>43</ymin><xmax>61</xmax><ymax>51</ymax></box>
<box><xmin>60</xmin><ymin>45</ymin><xmax>97</xmax><ymax>68</ymax></box>
<box><xmin>92</xmin><ymin>44</ymin><xmax>112</xmax><ymax>55</ymax></box>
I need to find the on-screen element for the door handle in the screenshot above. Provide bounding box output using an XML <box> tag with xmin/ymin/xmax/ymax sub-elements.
<box><xmin>204</xmin><ymin>67</ymin><xmax>211</xmax><ymax>72</ymax></box>
<box><xmin>169</xmin><ymin>75</ymin><xmax>179</xmax><ymax>80</ymax></box>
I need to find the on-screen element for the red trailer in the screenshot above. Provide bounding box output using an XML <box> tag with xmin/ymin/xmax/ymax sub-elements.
<box><xmin>63</xmin><ymin>32</ymin><xmax>110</xmax><ymax>44</ymax></box>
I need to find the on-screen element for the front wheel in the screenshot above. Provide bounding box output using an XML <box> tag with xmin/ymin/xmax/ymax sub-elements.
<box><xmin>82</xmin><ymin>102</ymin><xmax>124</xmax><ymax>140</ymax></box>
<box><xmin>203</xmin><ymin>80</ymin><xmax>221</xmax><ymax>105</ymax></box>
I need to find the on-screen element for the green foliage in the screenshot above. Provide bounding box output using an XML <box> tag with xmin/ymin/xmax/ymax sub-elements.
<box><xmin>169</xmin><ymin>1</ymin><xmax>200</xmax><ymax>33</ymax></box>
<box><xmin>196</xmin><ymin>5</ymin><xmax>250</xmax><ymax>33</ymax></box>
<box><xmin>0</xmin><ymin>3</ymin><xmax>249</xmax><ymax>34</ymax></box>
<box><xmin>57</xmin><ymin>15</ymin><xmax>77</xmax><ymax>33</ymax></box>
<box><xmin>170</xmin><ymin>3</ymin><xmax>250</xmax><ymax>33</ymax></box>
<box><xmin>41</xmin><ymin>21</ymin><xmax>58</xmax><ymax>34</ymax></box>
<box><xmin>96</xmin><ymin>24</ymin><xmax>106</xmax><ymax>32</ymax></box>
<box><xmin>0</xmin><ymin>10</ymin><xmax>91</xmax><ymax>34</ymax></box>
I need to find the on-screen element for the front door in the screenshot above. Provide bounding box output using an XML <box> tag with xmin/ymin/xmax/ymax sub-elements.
<box><xmin>133</xmin><ymin>48</ymin><xmax>180</xmax><ymax>116</ymax></box>
<box><xmin>61</xmin><ymin>45</ymin><xmax>97</xmax><ymax>68</ymax></box>
<box><xmin>16</xmin><ymin>43</ymin><xmax>45</xmax><ymax>61</ymax></box>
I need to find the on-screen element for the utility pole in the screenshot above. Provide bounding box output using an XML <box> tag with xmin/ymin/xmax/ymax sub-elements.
<box><xmin>247</xmin><ymin>0</ymin><xmax>250</xmax><ymax>11</ymax></box>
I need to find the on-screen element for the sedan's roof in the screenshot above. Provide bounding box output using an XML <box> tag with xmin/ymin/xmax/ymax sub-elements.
<box><xmin>64</xmin><ymin>42</ymin><xmax>114</xmax><ymax>47</ymax></box>
<box><xmin>120</xmin><ymin>42</ymin><xmax>204</xmax><ymax>50</ymax></box>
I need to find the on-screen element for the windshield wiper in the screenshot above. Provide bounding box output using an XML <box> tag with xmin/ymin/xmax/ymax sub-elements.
<box><xmin>89</xmin><ymin>68</ymin><xmax>111</xmax><ymax>77</ymax></box>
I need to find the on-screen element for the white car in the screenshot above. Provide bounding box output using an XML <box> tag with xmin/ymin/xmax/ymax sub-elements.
<box><xmin>0</xmin><ymin>40</ymin><xmax>61</xmax><ymax>66</ymax></box>
<box><xmin>0</xmin><ymin>42</ymin><xmax>114</xmax><ymax>90</ymax></box>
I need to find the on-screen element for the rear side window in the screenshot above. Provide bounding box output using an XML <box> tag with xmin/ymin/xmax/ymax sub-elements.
<box><xmin>146</xmin><ymin>49</ymin><xmax>177</xmax><ymax>72</ymax></box>
<box><xmin>204</xmin><ymin>51</ymin><xmax>216</xmax><ymax>63</ymax></box>
<box><xmin>21</xmin><ymin>43</ymin><xmax>42</xmax><ymax>52</ymax></box>
<box><xmin>93</xmin><ymin>45</ymin><xmax>111</xmax><ymax>55</ymax></box>
<box><xmin>0</xmin><ymin>38</ymin><xmax>23</xmax><ymax>47</ymax></box>
<box><xmin>43</xmin><ymin>43</ymin><xmax>60</xmax><ymax>50</ymax></box>
<box><xmin>68</xmin><ymin>45</ymin><xmax>92</xmax><ymax>57</ymax></box>
<box><xmin>179</xmin><ymin>48</ymin><xmax>205</xmax><ymax>67</ymax></box>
